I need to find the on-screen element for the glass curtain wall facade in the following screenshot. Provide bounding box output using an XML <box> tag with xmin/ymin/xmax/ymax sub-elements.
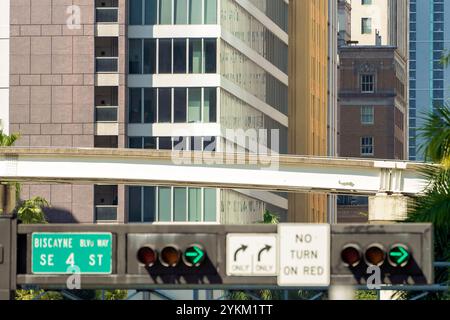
<box><xmin>409</xmin><ymin>0</ymin><xmax>450</xmax><ymax>160</ymax></box>
<box><xmin>127</xmin><ymin>0</ymin><xmax>288</xmax><ymax>223</ymax></box>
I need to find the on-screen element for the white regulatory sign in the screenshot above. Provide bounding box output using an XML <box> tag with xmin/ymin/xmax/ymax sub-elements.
<box><xmin>277</xmin><ymin>224</ymin><xmax>330</xmax><ymax>287</ymax></box>
<box><xmin>226</xmin><ymin>234</ymin><xmax>277</xmax><ymax>276</ymax></box>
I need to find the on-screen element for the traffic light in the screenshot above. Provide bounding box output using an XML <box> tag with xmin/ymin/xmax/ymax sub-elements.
<box><xmin>127</xmin><ymin>233</ymin><xmax>221</xmax><ymax>284</ymax></box>
<box><xmin>331</xmin><ymin>224</ymin><xmax>433</xmax><ymax>285</ymax></box>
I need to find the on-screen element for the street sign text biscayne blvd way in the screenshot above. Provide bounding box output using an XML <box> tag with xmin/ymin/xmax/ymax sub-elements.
<box><xmin>32</xmin><ymin>233</ymin><xmax>112</xmax><ymax>274</ymax></box>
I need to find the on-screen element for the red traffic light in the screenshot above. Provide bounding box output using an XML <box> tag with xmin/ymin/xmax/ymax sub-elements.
<box><xmin>364</xmin><ymin>244</ymin><xmax>385</xmax><ymax>266</ymax></box>
<box><xmin>137</xmin><ymin>246</ymin><xmax>157</xmax><ymax>267</ymax></box>
<box><xmin>341</xmin><ymin>244</ymin><xmax>362</xmax><ymax>267</ymax></box>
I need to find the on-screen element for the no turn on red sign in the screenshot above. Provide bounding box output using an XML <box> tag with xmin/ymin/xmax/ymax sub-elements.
<box><xmin>277</xmin><ymin>224</ymin><xmax>330</xmax><ymax>287</ymax></box>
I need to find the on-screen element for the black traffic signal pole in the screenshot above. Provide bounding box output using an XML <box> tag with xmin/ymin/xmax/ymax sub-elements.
<box><xmin>0</xmin><ymin>218</ymin><xmax>436</xmax><ymax>296</ymax></box>
<box><xmin>0</xmin><ymin>215</ymin><xmax>17</xmax><ymax>300</ymax></box>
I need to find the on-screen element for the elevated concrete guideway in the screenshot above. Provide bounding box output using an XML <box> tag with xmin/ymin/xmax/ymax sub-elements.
<box><xmin>0</xmin><ymin>147</ymin><xmax>432</xmax><ymax>196</ymax></box>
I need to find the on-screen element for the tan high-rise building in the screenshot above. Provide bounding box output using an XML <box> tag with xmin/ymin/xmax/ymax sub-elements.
<box><xmin>288</xmin><ymin>0</ymin><xmax>330</xmax><ymax>223</ymax></box>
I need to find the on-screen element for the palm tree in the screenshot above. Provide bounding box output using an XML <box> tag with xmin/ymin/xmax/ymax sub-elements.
<box><xmin>406</xmin><ymin>87</ymin><xmax>450</xmax><ymax>299</ymax></box>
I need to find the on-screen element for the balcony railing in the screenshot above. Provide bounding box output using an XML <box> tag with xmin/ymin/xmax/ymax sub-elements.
<box><xmin>95</xmin><ymin>205</ymin><xmax>118</xmax><ymax>222</ymax></box>
<box><xmin>96</xmin><ymin>57</ymin><xmax>118</xmax><ymax>72</ymax></box>
<box><xmin>96</xmin><ymin>106</ymin><xmax>118</xmax><ymax>122</ymax></box>
<box><xmin>96</xmin><ymin>8</ymin><xmax>118</xmax><ymax>23</ymax></box>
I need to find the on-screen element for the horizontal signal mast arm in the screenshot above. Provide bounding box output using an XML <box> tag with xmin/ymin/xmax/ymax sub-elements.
<box><xmin>0</xmin><ymin>147</ymin><xmax>432</xmax><ymax>196</ymax></box>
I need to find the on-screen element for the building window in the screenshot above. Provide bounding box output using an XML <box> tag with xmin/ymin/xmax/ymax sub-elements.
<box><xmin>361</xmin><ymin>106</ymin><xmax>374</xmax><ymax>125</ymax></box>
<box><xmin>159</xmin><ymin>39</ymin><xmax>173</xmax><ymax>73</ymax></box>
<box><xmin>130</xmin><ymin>0</ymin><xmax>217</xmax><ymax>25</ymax></box>
<box><xmin>128</xmin><ymin>186</ymin><xmax>217</xmax><ymax>223</ymax></box>
<box><xmin>361</xmin><ymin>18</ymin><xmax>372</xmax><ymax>34</ymax></box>
<box><xmin>361</xmin><ymin>137</ymin><xmax>374</xmax><ymax>156</ymax></box>
<box><xmin>129</xmin><ymin>88</ymin><xmax>217</xmax><ymax>124</ymax></box>
<box><xmin>129</xmin><ymin>38</ymin><xmax>216</xmax><ymax>74</ymax></box>
<box><xmin>361</xmin><ymin>74</ymin><xmax>374</xmax><ymax>93</ymax></box>
<box><xmin>361</xmin><ymin>0</ymin><xmax>372</xmax><ymax>4</ymax></box>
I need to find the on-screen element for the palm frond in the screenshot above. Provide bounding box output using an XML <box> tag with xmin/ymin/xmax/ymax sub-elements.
<box><xmin>417</xmin><ymin>105</ymin><xmax>450</xmax><ymax>163</ymax></box>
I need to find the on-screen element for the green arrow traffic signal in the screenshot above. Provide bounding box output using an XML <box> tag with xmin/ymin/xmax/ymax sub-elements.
<box><xmin>388</xmin><ymin>245</ymin><xmax>410</xmax><ymax>267</ymax></box>
<box><xmin>183</xmin><ymin>245</ymin><xmax>205</xmax><ymax>267</ymax></box>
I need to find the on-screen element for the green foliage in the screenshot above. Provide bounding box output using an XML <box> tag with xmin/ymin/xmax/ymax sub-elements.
<box><xmin>95</xmin><ymin>290</ymin><xmax>128</xmax><ymax>300</ymax></box>
<box><xmin>262</xmin><ymin>210</ymin><xmax>280</xmax><ymax>224</ymax></box>
<box><xmin>15</xmin><ymin>289</ymin><xmax>63</xmax><ymax>300</ymax></box>
<box><xmin>0</xmin><ymin>130</ymin><xmax>19</xmax><ymax>147</ymax></box>
<box><xmin>407</xmin><ymin>102</ymin><xmax>450</xmax><ymax>299</ymax></box>
<box><xmin>355</xmin><ymin>290</ymin><xmax>378</xmax><ymax>300</ymax></box>
<box><xmin>17</xmin><ymin>197</ymin><xmax>50</xmax><ymax>224</ymax></box>
<box><xmin>418</xmin><ymin>105</ymin><xmax>450</xmax><ymax>164</ymax></box>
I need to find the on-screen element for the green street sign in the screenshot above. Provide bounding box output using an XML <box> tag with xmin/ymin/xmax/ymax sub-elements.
<box><xmin>183</xmin><ymin>245</ymin><xmax>205</xmax><ymax>267</ymax></box>
<box><xmin>32</xmin><ymin>233</ymin><xmax>113</xmax><ymax>274</ymax></box>
<box><xmin>388</xmin><ymin>244</ymin><xmax>410</xmax><ymax>267</ymax></box>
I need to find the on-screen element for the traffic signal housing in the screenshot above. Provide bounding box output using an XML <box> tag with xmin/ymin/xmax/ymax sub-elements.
<box><xmin>127</xmin><ymin>233</ymin><xmax>221</xmax><ymax>284</ymax></box>
<box><xmin>331</xmin><ymin>224</ymin><xmax>433</xmax><ymax>285</ymax></box>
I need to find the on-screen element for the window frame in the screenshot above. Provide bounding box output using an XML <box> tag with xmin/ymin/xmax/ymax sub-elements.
<box><xmin>360</xmin><ymin>136</ymin><xmax>374</xmax><ymax>157</ymax></box>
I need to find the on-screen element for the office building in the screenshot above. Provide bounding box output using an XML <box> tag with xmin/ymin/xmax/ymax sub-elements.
<box><xmin>4</xmin><ymin>0</ymin><xmax>289</xmax><ymax>224</ymax></box>
<box><xmin>409</xmin><ymin>0</ymin><xmax>450</xmax><ymax>161</ymax></box>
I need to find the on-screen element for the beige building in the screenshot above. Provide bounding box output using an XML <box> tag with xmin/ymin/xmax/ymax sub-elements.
<box><xmin>288</xmin><ymin>0</ymin><xmax>330</xmax><ymax>223</ymax></box>
<box><xmin>350</xmin><ymin>0</ymin><xmax>388</xmax><ymax>45</ymax></box>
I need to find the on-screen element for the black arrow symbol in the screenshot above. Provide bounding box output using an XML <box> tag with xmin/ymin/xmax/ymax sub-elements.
<box><xmin>234</xmin><ymin>245</ymin><xmax>248</xmax><ymax>261</ymax></box>
<box><xmin>257</xmin><ymin>245</ymin><xmax>272</xmax><ymax>262</ymax></box>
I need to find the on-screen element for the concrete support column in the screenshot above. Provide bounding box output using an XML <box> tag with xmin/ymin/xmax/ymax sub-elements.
<box><xmin>0</xmin><ymin>184</ymin><xmax>16</xmax><ymax>215</ymax></box>
<box><xmin>368</xmin><ymin>193</ymin><xmax>408</xmax><ymax>223</ymax></box>
<box><xmin>369</xmin><ymin>193</ymin><xmax>409</xmax><ymax>300</ymax></box>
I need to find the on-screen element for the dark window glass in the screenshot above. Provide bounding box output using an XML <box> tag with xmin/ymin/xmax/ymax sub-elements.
<box><xmin>159</xmin><ymin>137</ymin><xmax>173</xmax><ymax>150</ymax></box>
<box><xmin>128</xmin><ymin>187</ymin><xmax>142</xmax><ymax>222</ymax></box>
<box><xmin>144</xmin><ymin>137</ymin><xmax>157</xmax><ymax>149</ymax></box>
<box><xmin>434</xmin><ymin>80</ymin><xmax>444</xmax><ymax>89</ymax></box>
<box><xmin>143</xmin><ymin>186</ymin><xmax>156</xmax><ymax>222</ymax></box>
<box><xmin>129</xmin><ymin>88</ymin><xmax>142</xmax><ymax>123</ymax></box>
<box><xmin>433</xmin><ymin>90</ymin><xmax>444</xmax><ymax>98</ymax></box>
<box><xmin>204</xmin><ymin>39</ymin><xmax>217</xmax><ymax>73</ymax></box>
<box><xmin>173</xmin><ymin>39</ymin><xmax>187</xmax><ymax>73</ymax></box>
<box><xmin>143</xmin><ymin>39</ymin><xmax>156</xmax><ymax>74</ymax></box>
<box><xmin>144</xmin><ymin>0</ymin><xmax>158</xmax><ymax>25</ymax></box>
<box><xmin>144</xmin><ymin>88</ymin><xmax>157</xmax><ymax>123</ymax></box>
<box><xmin>129</xmin><ymin>39</ymin><xmax>142</xmax><ymax>74</ymax></box>
<box><xmin>129</xmin><ymin>137</ymin><xmax>143</xmax><ymax>149</ymax></box>
<box><xmin>174</xmin><ymin>88</ymin><xmax>187</xmax><ymax>122</ymax></box>
<box><xmin>434</xmin><ymin>23</ymin><xmax>444</xmax><ymax>32</ymax></box>
<box><xmin>130</xmin><ymin>0</ymin><xmax>143</xmax><ymax>25</ymax></box>
<box><xmin>158</xmin><ymin>88</ymin><xmax>172</xmax><ymax>122</ymax></box>
<box><xmin>434</xmin><ymin>42</ymin><xmax>444</xmax><ymax>50</ymax></box>
<box><xmin>434</xmin><ymin>70</ymin><xmax>444</xmax><ymax>79</ymax></box>
<box><xmin>204</xmin><ymin>87</ymin><xmax>216</xmax><ymax>122</ymax></box>
<box><xmin>434</xmin><ymin>32</ymin><xmax>443</xmax><ymax>40</ymax></box>
<box><xmin>159</xmin><ymin>39</ymin><xmax>172</xmax><ymax>73</ymax></box>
